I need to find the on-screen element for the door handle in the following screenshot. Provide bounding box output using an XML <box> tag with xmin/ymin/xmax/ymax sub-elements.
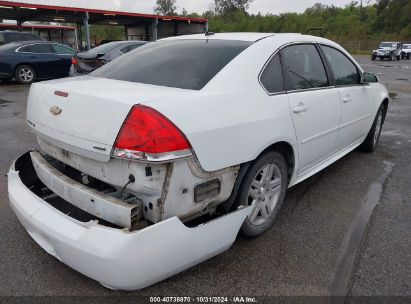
<box><xmin>342</xmin><ymin>97</ymin><xmax>352</xmax><ymax>103</ymax></box>
<box><xmin>292</xmin><ymin>105</ymin><xmax>308</xmax><ymax>113</ymax></box>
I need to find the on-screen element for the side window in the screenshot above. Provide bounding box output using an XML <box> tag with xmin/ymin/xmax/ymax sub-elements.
<box><xmin>321</xmin><ymin>45</ymin><xmax>360</xmax><ymax>86</ymax></box>
<box><xmin>27</xmin><ymin>43</ymin><xmax>55</xmax><ymax>53</ymax></box>
<box><xmin>281</xmin><ymin>44</ymin><xmax>329</xmax><ymax>90</ymax></box>
<box><xmin>260</xmin><ymin>53</ymin><xmax>284</xmax><ymax>93</ymax></box>
<box><xmin>17</xmin><ymin>45</ymin><xmax>32</xmax><ymax>52</ymax></box>
<box><xmin>120</xmin><ymin>45</ymin><xmax>132</xmax><ymax>54</ymax></box>
<box><xmin>53</xmin><ymin>44</ymin><xmax>76</xmax><ymax>55</ymax></box>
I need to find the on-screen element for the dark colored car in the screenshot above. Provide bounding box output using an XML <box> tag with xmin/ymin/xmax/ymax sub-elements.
<box><xmin>0</xmin><ymin>31</ymin><xmax>42</xmax><ymax>46</ymax></box>
<box><xmin>0</xmin><ymin>41</ymin><xmax>76</xmax><ymax>84</ymax></box>
<box><xmin>69</xmin><ymin>40</ymin><xmax>146</xmax><ymax>76</ymax></box>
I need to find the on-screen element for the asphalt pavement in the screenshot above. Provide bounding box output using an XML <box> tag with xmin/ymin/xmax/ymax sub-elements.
<box><xmin>0</xmin><ymin>56</ymin><xmax>410</xmax><ymax>300</ymax></box>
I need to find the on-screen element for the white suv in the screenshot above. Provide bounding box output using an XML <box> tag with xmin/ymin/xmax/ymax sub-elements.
<box><xmin>8</xmin><ymin>33</ymin><xmax>389</xmax><ymax>290</ymax></box>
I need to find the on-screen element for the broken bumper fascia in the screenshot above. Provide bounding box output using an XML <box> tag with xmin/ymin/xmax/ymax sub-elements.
<box><xmin>7</xmin><ymin>152</ymin><xmax>252</xmax><ymax>290</ymax></box>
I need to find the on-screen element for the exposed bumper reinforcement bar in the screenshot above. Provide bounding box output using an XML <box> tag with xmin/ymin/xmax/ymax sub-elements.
<box><xmin>30</xmin><ymin>151</ymin><xmax>140</xmax><ymax>228</ymax></box>
<box><xmin>7</xmin><ymin>152</ymin><xmax>252</xmax><ymax>290</ymax></box>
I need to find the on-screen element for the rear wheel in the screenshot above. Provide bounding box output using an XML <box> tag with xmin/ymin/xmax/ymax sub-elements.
<box><xmin>15</xmin><ymin>65</ymin><xmax>36</xmax><ymax>84</ymax></box>
<box><xmin>237</xmin><ymin>151</ymin><xmax>288</xmax><ymax>237</ymax></box>
<box><xmin>359</xmin><ymin>106</ymin><xmax>384</xmax><ymax>153</ymax></box>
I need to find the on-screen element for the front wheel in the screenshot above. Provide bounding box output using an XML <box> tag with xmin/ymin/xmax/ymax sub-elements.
<box><xmin>359</xmin><ymin>106</ymin><xmax>384</xmax><ymax>153</ymax></box>
<box><xmin>237</xmin><ymin>151</ymin><xmax>288</xmax><ymax>237</ymax></box>
<box><xmin>15</xmin><ymin>65</ymin><xmax>36</xmax><ymax>84</ymax></box>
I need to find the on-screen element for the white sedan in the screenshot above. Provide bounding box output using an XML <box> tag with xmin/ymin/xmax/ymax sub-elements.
<box><xmin>8</xmin><ymin>33</ymin><xmax>388</xmax><ymax>290</ymax></box>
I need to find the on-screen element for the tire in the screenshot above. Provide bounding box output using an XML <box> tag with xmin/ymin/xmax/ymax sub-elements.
<box><xmin>371</xmin><ymin>55</ymin><xmax>376</xmax><ymax>61</ymax></box>
<box><xmin>15</xmin><ymin>65</ymin><xmax>36</xmax><ymax>84</ymax></box>
<box><xmin>359</xmin><ymin>105</ymin><xmax>384</xmax><ymax>153</ymax></box>
<box><xmin>408</xmin><ymin>54</ymin><xmax>410</xmax><ymax>60</ymax></box>
<box><xmin>236</xmin><ymin>151</ymin><xmax>288</xmax><ymax>237</ymax></box>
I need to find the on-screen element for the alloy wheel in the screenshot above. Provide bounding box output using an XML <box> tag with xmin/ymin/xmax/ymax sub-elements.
<box><xmin>247</xmin><ymin>163</ymin><xmax>282</xmax><ymax>226</ymax></box>
<box><xmin>19</xmin><ymin>68</ymin><xmax>34</xmax><ymax>83</ymax></box>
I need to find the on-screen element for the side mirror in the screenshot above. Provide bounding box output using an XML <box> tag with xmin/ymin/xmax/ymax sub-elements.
<box><xmin>361</xmin><ymin>72</ymin><xmax>379</xmax><ymax>84</ymax></box>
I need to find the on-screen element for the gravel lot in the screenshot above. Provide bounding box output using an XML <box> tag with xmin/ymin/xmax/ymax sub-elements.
<box><xmin>0</xmin><ymin>56</ymin><xmax>410</xmax><ymax>300</ymax></box>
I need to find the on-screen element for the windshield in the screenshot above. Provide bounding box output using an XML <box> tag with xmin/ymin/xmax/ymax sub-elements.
<box><xmin>380</xmin><ymin>43</ymin><xmax>396</xmax><ymax>48</ymax></box>
<box><xmin>403</xmin><ymin>44</ymin><xmax>411</xmax><ymax>49</ymax></box>
<box><xmin>91</xmin><ymin>39</ymin><xmax>252</xmax><ymax>90</ymax></box>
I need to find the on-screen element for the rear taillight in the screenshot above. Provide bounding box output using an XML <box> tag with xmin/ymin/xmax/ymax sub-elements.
<box><xmin>71</xmin><ymin>57</ymin><xmax>78</xmax><ymax>65</ymax></box>
<box><xmin>112</xmin><ymin>105</ymin><xmax>192</xmax><ymax>162</ymax></box>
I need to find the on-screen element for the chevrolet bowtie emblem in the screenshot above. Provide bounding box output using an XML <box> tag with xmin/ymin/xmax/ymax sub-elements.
<box><xmin>49</xmin><ymin>106</ymin><xmax>62</xmax><ymax>116</ymax></box>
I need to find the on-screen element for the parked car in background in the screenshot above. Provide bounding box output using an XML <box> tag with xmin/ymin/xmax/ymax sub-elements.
<box><xmin>69</xmin><ymin>40</ymin><xmax>146</xmax><ymax>76</ymax></box>
<box><xmin>0</xmin><ymin>30</ymin><xmax>42</xmax><ymax>46</ymax></box>
<box><xmin>8</xmin><ymin>33</ymin><xmax>389</xmax><ymax>290</ymax></box>
<box><xmin>401</xmin><ymin>43</ymin><xmax>411</xmax><ymax>59</ymax></box>
<box><xmin>371</xmin><ymin>41</ymin><xmax>402</xmax><ymax>61</ymax></box>
<box><xmin>0</xmin><ymin>41</ymin><xmax>76</xmax><ymax>84</ymax></box>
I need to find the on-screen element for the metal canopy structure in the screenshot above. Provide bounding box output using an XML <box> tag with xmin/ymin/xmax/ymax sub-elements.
<box><xmin>0</xmin><ymin>1</ymin><xmax>208</xmax><ymax>50</ymax></box>
<box><xmin>0</xmin><ymin>23</ymin><xmax>77</xmax><ymax>47</ymax></box>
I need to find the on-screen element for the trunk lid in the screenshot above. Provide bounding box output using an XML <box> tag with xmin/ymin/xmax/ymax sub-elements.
<box><xmin>27</xmin><ymin>76</ymin><xmax>190</xmax><ymax>162</ymax></box>
<box><xmin>73</xmin><ymin>53</ymin><xmax>105</xmax><ymax>74</ymax></box>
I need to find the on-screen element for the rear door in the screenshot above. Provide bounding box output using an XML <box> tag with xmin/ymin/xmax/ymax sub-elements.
<box><xmin>320</xmin><ymin>45</ymin><xmax>373</xmax><ymax>150</ymax></box>
<box><xmin>281</xmin><ymin>44</ymin><xmax>342</xmax><ymax>174</ymax></box>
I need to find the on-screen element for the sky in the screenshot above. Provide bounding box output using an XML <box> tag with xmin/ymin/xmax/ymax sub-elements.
<box><xmin>4</xmin><ymin>0</ymin><xmax>361</xmax><ymax>15</ymax></box>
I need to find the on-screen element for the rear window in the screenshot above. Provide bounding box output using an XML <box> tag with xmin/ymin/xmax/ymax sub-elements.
<box><xmin>91</xmin><ymin>39</ymin><xmax>252</xmax><ymax>90</ymax></box>
<box><xmin>87</xmin><ymin>42</ymin><xmax>120</xmax><ymax>54</ymax></box>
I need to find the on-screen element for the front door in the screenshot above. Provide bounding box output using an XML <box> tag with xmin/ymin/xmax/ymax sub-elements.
<box><xmin>320</xmin><ymin>45</ymin><xmax>374</xmax><ymax>150</ymax></box>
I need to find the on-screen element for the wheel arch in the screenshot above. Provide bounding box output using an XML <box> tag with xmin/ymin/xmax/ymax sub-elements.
<box><xmin>258</xmin><ymin>141</ymin><xmax>296</xmax><ymax>184</ymax></box>
<box><xmin>381</xmin><ymin>97</ymin><xmax>389</xmax><ymax>123</ymax></box>
<box><xmin>14</xmin><ymin>63</ymin><xmax>37</xmax><ymax>83</ymax></box>
<box><xmin>221</xmin><ymin>140</ymin><xmax>296</xmax><ymax>213</ymax></box>
<box><xmin>14</xmin><ymin>63</ymin><xmax>36</xmax><ymax>76</ymax></box>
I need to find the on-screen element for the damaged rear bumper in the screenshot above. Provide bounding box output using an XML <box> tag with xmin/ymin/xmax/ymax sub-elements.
<box><xmin>7</xmin><ymin>152</ymin><xmax>252</xmax><ymax>290</ymax></box>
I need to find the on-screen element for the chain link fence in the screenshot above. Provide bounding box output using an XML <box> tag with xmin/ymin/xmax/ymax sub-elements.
<box><xmin>335</xmin><ymin>41</ymin><xmax>381</xmax><ymax>55</ymax></box>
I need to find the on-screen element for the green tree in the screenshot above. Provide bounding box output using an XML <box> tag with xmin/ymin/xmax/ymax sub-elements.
<box><xmin>214</xmin><ymin>0</ymin><xmax>254</xmax><ymax>15</ymax></box>
<box><xmin>154</xmin><ymin>0</ymin><xmax>177</xmax><ymax>16</ymax></box>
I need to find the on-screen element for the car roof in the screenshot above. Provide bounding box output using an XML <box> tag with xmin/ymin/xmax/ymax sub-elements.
<box><xmin>106</xmin><ymin>40</ymin><xmax>146</xmax><ymax>46</ymax></box>
<box><xmin>160</xmin><ymin>32</ymin><xmax>327</xmax><ymax>43</ymax></box>
<box><xmin>159</xmin><ymin>32</ymin><xmax>286</xmax><ymax>42</ymax></box>
<box><xmin>0</xmin><ymin>40</ymin><xmax>66</xmax><ymax>51</ymax></box>
<box><xmin>10</xmin><ymin>40</ymin><xmax>56</xmax><ymax>45</ymax></box>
